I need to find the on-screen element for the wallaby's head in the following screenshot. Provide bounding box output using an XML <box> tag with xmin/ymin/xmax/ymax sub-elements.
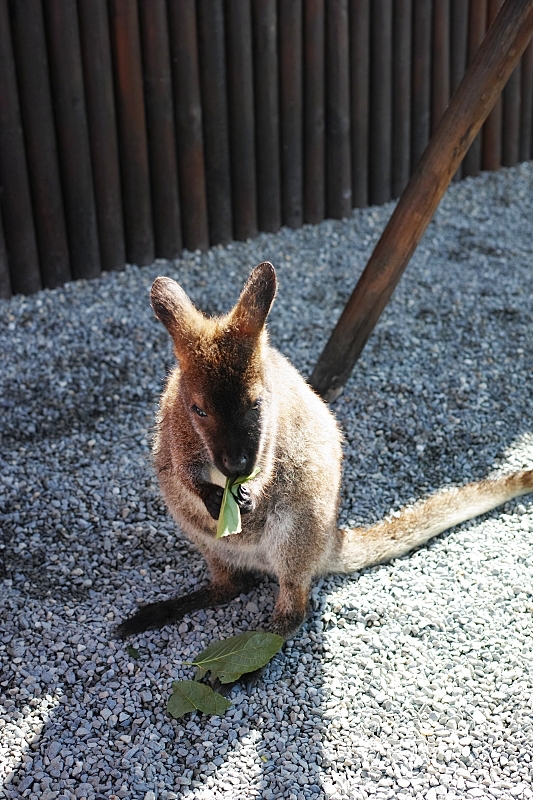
<box><xmin>151</xmin><ymin>262</ymin><xmax>277</xmax><ymax>478</ymax></box>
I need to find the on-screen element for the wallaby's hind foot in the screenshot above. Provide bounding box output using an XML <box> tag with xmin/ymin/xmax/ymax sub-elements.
<box><xmin>266</xmin><ymin>578</ymin><xmax>311</xmax><ymax>639</ymax></box>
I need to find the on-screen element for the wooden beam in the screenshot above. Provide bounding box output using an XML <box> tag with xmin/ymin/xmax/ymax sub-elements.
<box><xmin>310</xmin><ymin>0</ymin><xmax>533</xmax><ymax>401</ymax></box>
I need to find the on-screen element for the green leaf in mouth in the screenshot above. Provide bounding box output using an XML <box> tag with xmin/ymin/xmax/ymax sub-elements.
<box><xmin>215</xmin><ymin>466</ymin><xmax>261</xmax><ymax>539</ymax></box>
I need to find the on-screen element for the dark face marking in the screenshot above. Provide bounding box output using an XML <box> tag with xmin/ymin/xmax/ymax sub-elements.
<box><xmin>182</xmin><ymin>335</ymin><xmax>267</xmax><ymax>477</ymax></box>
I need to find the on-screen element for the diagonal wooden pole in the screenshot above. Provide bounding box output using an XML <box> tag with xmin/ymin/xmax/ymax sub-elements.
<box><xmin>310</xmin><ymin>0</ymin><xmax>533</xmax><ymax>401</ymax></box>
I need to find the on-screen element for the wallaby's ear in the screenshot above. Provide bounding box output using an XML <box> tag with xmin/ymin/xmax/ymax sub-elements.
<box><xmin>230</xmin><ymin>262</ymin><xmax>277</xmax><ymax>336</ymax></box>
<box><xmin>150</xmin><ymin>277</ymin><xmax>203</xmax><ymax>351</ymax></box>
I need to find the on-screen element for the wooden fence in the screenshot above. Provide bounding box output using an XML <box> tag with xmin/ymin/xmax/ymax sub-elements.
<box><xmin>0</xmin><ymin>0</ymin><xmax>532</xmax><ymax>299</ymax></box>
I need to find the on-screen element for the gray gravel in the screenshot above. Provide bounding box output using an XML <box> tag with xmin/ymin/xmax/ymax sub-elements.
<box><xmin>1</xmin><ymin>162</ymin><xmax>533</xmax><ymax>800</ymax></box>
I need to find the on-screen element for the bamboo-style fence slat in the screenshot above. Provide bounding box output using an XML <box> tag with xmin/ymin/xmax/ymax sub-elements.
<box><xmin>108</xmin><ymin>0</ymin><xmax>154</xmax><ymax>267</ymax></box>
<box><xmin>279</xmin><ymin>0</ymin><xmax>304</xmax><ymax>229</ymax></box>
<box><xmin>432</xmin><ymin>0</ymin><xmax>450</xmax><ymax>131</ymax></box>
<box><xmin>0</xmin><ymin>0</ymin><xmax>41</xmax><ymax>295</ymax></box>
<box><xmin>78</xmin><ymin>0</ymin><xmax>125</xmax><ymax>273</ymax></box>
<box><xmin>520</xmin><ymin>40</ymin><xmax>533</xmax><ymax>160</ymax></box>
<box><xmin>43</xmin><ymin>0</ymin><xmax>101</xmax><ymax>281</ymax></box>
<box><xmin>303</xmin><ymin>0</ymin><xmax>326</xmax><ymax>223</ymax></box>
<box><xmin>449</xmin><ymin>0</ymin><xmax>469</xmax><ymax>180</ymax></box>
<box><xmin>167</xmin><ymin>0</ymin><xmax>209</xmax><ymax>253</ymax></box>
<box><xmin>225</xmin><ymin>0</ymin><xmax>258</xmax><ymax>241</ymax></box>
<box><xmin>1</xmin><ymin>0</ymin><xmax>533</xmax><ymax>297</ymax></box>
<box><xmin>0</xmin><ymin>205</ymin><xmax>11</xmax><ymax>299</ymax></box>
<box><xmin>392</xmin><ymin>0</ymin><xmax>412</xmax><ymax>199</ymax></box>
<box><xmin>197</xmin><ymin>0</ymin><xmax>233</xmax><ymax>246</ymax></box>
<box><xmin>10</xmin><ymin>0</ymin><xmax>70</xmax><ymax>289</ymax></box>
<box><xmin>411</xmin><ymin>0</ymin><xmax>433</xmax><ymax>170</ymax></box>
<box><xmin>463</xmin><ymin>0</ymin><xmax>488</xmax><ymax>177</ymax></box>
<box><xmin>349</xmin><ymin>0</ymin><xmax>369</xmax><ymax>208</ymax></box>
<box><xmin>483</xmin><ymin>0</ymin><xmax>504</xmax><ymax>170</ymax></box>
<box><xmin>138</xmin><ymin>0</ymin><xmax>182</xmax><ymax>259</ymax></box>
<box><xmin>502</xmin><ymin>64</ymin><xmax>521</xmax><ymax>166</ymax></box>
<box><xmin>253</xmin><ymin>0</ymin><xmax>281</xmax><ymax>233</ymax></box>
<box><xmin>326</xmin><ymin>0</ymin><xmax>352</xmax><ymax>218</ymax></box>
<box><xmin>369</xmin><ymin>0</ymin><xmax>393</xmax><ymax>206</ymax></box>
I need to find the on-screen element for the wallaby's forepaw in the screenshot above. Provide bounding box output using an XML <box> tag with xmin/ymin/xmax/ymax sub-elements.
<box><xmin>235</xmin><ymin>484</ymin><xmax>255</xmax><ymax>514</ymax></box>
<box><xmin>199</xmin><ymin>484</ymin><xmax>224</xmax><ymax>519</ymax></box>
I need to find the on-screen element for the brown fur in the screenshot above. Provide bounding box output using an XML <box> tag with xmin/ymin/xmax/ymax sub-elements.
<box><xmin>117</xmin><ymin>262</ymin><xmax>533</xmax><ymax>641</ymax></box>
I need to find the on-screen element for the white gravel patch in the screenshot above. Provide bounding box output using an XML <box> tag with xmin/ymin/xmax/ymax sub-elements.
<box><xmin>1</xmin><ymin>162</ymin><xmax>533</xmax><ymax>800</ymax></box>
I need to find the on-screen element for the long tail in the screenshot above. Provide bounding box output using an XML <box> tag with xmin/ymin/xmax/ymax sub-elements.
<box><xmin>329</xmin><ymin>469</ymin><xmax>533</xmax><ymax>573</ymax></box>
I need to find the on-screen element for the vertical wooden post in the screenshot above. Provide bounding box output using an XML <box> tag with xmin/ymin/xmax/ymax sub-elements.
<box><xmin>167</xmin><ymin>0</ymin><xmax>209</xmax><ymax>252</ymax></box>
<box><xmin>463</xmin><ymin>0</ymin><xmax>487</xmax><ymax>177</ymax></box>
<box><xmin>411</xmin><ymin>0</ymin><xmax>432</xmax><ymax>169</ymax></box>
<box><xmin>519</xmin><ymin>40</ymin><xmax>533</xmax><ymax>160</ymax></box>
<box><xmin>449</xmin><ymin>0</ymin><xmax>469</xmax><ymax>180</ymax></box>
<box><xmin>138</xmin><ymin>0</ymin><xmax>182</xmax><ymax>259</ymax></box>
<box><xmin>43</xmin><ymin>0</ymin><xmax>101</xmax><ymax>280</ymax></box>
<box><xmin>502</xmin><ymin>64</ymin><xmax>521</xmax><ymax>166</ymax></box>
<box><xmin>0</xmin><ymin>0</ymin><xmax>41</xmax><ymax>295</ymax></box>
<box><xmin>368</xmin><ymin>0</ymin><xmax>392</xmax><ymax>205</ymax></box>
<box><xmin>0</xmin><ymin>208</ymin><xmax>11</xmax><ymax>298</ymax></box>
<box><xmin>108</xmin><ymin>0</ymin><xmax>154</xmax><ymax>266</ymax></box>
<box><xmin>279</xmin><ymin>0</ymin><xmax>303</xmax><ymax>228</ymax></box>
<box><xmin>350</xmin><ymin>0</ymin><xmax>370</xmax><ymax>208</ymax></box>
<box><xmin>252</xmin><ymin>0</ymin><xmax>281</xmax><ymax>232</ymax></box>
<box><xmin>326</xmin><ymin>0</ymin><xmax>352</xmax><ymax>217</ymax></box>
<box><xmin>225</xmin><ymin>0</ymin><xmax>258</xmax><ymax>240</ymax></box>
<box><xmin>392</xmin><ymin>0</ymin><xmax>412</xmax><ymax>199</ymax></box>
<box><xmin>432</xmin><ymin>0</ymin><xmax>450</xmax><ymax>131</ymax></box>
<box><xmin>483</xmin><ymin>0</ymin><xmax>504</xmax><ymax>170</ymax></box>
<box><xmin>9</xmin><ymin>0</ymin><xmax>70</xmax><ymax>289</ymax></box>
<box><xmin>78</xmin><ymin>0</ymin><xmax>126</xmax><ymax>273</ymax></box>
<box><xmin>197</xmin><ymin>0</ymin><xmax>233</xmax><ymax>245</ymax></box>
<box><xmin>303</xmin><ymin>0</ymin><xmax>325</xmax><ymax>223</ymax></box>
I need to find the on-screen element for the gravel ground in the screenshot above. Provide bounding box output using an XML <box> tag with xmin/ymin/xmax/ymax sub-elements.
<box><xmin>1</xmin><ymin>162</ymin><xmax>533</xmax><ymax>800</ymax></box>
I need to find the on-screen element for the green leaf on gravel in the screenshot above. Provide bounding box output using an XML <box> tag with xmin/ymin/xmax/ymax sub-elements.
<box><xmin>215</xmin><ymin>467</ymin><xmax>261</xmax><ymax>539</ymax></box>
<box><xmin>167</xmin><ymin>680</ymin><xmax>232</xmax><ymax>718</ymax></box>
<box><xmin>191</xmin><ymin>631</ymin><xmax>284</xmax><ymax>683</ymax></box>
<box><xmin>126</xmin><ymin>645</ymin><xmax>140</xmax><ymax>659</ymax></box>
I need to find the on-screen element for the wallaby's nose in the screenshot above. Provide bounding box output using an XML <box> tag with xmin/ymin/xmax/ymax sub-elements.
<box><xmin>223</xmin><ymin>454</ymin><xmax>248</xmax><ymax>476</ymax></box>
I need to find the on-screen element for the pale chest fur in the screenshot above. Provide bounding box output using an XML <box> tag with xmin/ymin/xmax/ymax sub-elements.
<box><xmin>161</xmin><ymin>469</ymin><xmax>297</xmax><ymax>576</ymax></box>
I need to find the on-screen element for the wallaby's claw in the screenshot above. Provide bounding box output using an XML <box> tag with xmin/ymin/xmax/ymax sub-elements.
<box><xmin>202</xmin><ymin>485</ymin><xmax>224</xmax><ymax>519</ymax></box>
<box><xmin>235</xmin><ymin>484</ymin><xmax>255</xmax><ymax>514</ymax></box>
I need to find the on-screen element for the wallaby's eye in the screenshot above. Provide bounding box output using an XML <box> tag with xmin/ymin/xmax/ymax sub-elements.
<box><xmin>192</xmin><ymin>404</ymin><xmax>207</xmax><ymax>418</ymax></box>
<box><xmin>252</xmin><ymin>397</ymin><xmax>263</xmax><ymax>412</ymax></box>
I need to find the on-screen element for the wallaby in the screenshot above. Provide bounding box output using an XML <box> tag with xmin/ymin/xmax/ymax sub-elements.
<box><xmin>117</xmin><ymin>261</ymin><xmax>533</xmax><ymax>641</ymax></box>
